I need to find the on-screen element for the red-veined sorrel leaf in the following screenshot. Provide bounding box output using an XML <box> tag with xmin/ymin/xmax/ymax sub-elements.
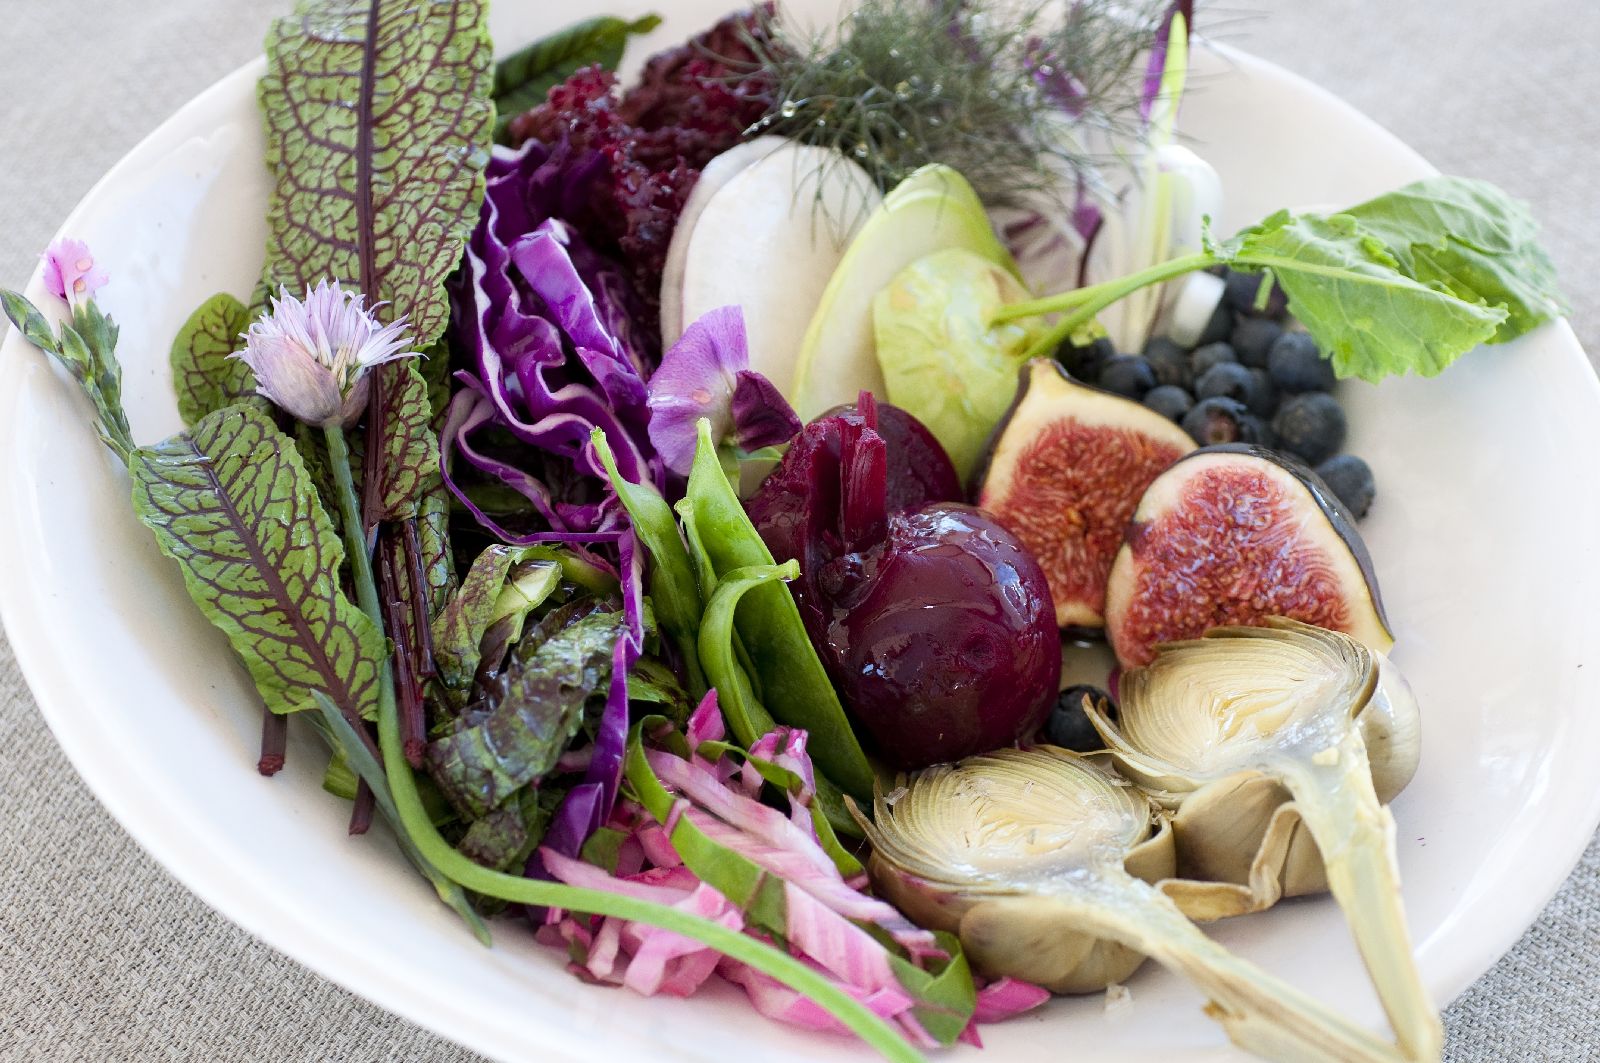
<box><xmin>258</xmin><ymin>0</ymin><xmax>494</xmax><ymax>346</ymax></box>
<box><xmin>373</xmin><ymin>360</ymin><xmax>442</xmax><ymax>521</ymax></box>
<box><xmin>129</xmin><ymin>405</ymin><xmax>386</xmax><ymax>720</ymax></box>
<box><xmin>170</xmin><ymin>292</ymin><xmax>263</xmax><ymax>427</ymax></box>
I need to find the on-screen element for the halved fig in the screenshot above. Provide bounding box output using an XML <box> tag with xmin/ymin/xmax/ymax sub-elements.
<box><xmin>975</xmin><ymin>359</ymin><xmax>1196</xmax><ymax>629</ymax></box>
<box><xmin>1104</xmin><ymin>444</ymin><xmax>1392</xmax><ymax>669</ymax></box>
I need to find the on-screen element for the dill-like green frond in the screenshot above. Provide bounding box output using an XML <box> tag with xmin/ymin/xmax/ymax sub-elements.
<box><xmin>744</xmin><ymin>0</ymin><xmax>1165</xmax><ymax>207</ymax></box>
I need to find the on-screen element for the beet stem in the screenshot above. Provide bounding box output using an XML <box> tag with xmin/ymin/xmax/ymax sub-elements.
<box><xmin>402</xmin><ymin>518</ymin><xmax>437</xmax><ymax>679</ymax></box>
<box><xmin>381</xmin><ymin>540</ymin><xmax>428</xmax><ymax>769</ymax></box>
<box><xmin>348</xmin><ymin>780</ymin><xmax>376</xmax><ymax>835</ymax></box>
<box><xmin>838</xmin><ymin>419</ymin><xmax>888</xmax><ymax>552</ymax></box>
<box><xmin>257</xmin><ymin>706</ymin><xmax>288</xmax><ymax>776</ymax></box>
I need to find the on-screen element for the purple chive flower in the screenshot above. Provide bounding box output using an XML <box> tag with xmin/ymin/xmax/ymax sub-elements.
<box><xmin>645</xmin><ymin>306</ymin><xmax>801</xmax><ymax>475</ymax></box>
<box><xmin>233</xmin><ymin>280</ymin><xmax>419</xmax><ymax>428</ymax></box>
<box><xmin>41</xmin><ymin>238</ymin><xmax>108</xmax><ymax>308</ymax></box>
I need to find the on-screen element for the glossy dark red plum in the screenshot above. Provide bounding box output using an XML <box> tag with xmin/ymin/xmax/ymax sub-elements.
<box><xmin>819</xmin><ymin>504</ymin><xmax>1060</xmax><ymax>769</ymax></box>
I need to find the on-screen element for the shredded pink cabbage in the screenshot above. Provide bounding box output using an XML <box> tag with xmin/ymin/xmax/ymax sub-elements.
<box><xmin>536</xmin><ymin>708</ymin><xmax>1049</xmax><ymax>1045</ymax></box>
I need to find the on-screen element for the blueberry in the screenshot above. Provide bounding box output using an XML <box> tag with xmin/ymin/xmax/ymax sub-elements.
<box><xmin>1045</xmin><ymin>685</ymin><xmax>1117</xmax><ymax>752</ymax></box>
<box><xmin>1268</xmin><ymin>332</ymin><xmax>1337</xmax><ymax>393</ymax></box>
<box><xmin>1097</xmin><ymin>354</ymin><xmax>1158</xmax><ymax>399</ymax></box>
<box><xmin>1272</xmin><ymin>392</ymin><xmax>1347</xmax><ymax>464</ymax></box>
<box><xmin>1231</xmin><ymin>317</ymin><xmax>1284</xmax><ymax>368</ymax></box>
<box><xmin>1197</xmin><ymin>297</ymin><xmax>1235</xmax><ymax>346</ymax></box>
<box><xmin>1191</xmin><ymin>341</ymin><xmax>1238</xmax><ymax>377</ymax></box>
<box><xmin>1224</xmin><ymin>269</ymin><xmax>1287</xmax><ymax>318</ymax></box>
<box><xmin>1195</xmin><ymin>362</ymin><xmax>1255</xmax><ymax>404</ymax></box>
<box><xmin>1143</xmin><ymin>337</ymin><xmax>1193</xmax><ymax>389</ymax></box>
<box><xmin>1182</xmin><ymin>396</ymin><xmax>1267</xmax><ymax>446</ymax></box>
<box><xmin>1247</xmin><ymin>367</ymin><xmax>1279</xmax><ymax>417</ymax></box>
<box><xmin>1060</xmin><ymin>335</ymin><xmax>1115</xmax><ymax>380</ymax></box>
<box><xmin>1315</xmin><ymin>454</ymin><xmax>1376</xmax><ymax>519</ymax></box>
<box><xmin>1143</xmin><ymin>384</ymin><xmax>1194</xmax><ymax>422</ymax></box>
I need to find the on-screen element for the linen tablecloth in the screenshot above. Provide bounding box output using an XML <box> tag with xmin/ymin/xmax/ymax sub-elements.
<box><xmin>2</xmin><ymin>1</ymin><xmax>1595</xmax><ymax>1058</ymax></box>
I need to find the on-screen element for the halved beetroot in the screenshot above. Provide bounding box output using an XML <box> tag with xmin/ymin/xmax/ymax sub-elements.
<box><xmin>1104</xmin><ymin>444</ymin><xmax>1393</xmax><ymax>669</ymax></box>
<box><xmin>975</xmin><ymin>359</ymin><xmax>1195</xmax><ymax>629</ymax></box>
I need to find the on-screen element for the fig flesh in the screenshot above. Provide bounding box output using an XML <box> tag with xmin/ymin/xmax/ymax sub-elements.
<box><xmin>976</xmin><ymin>359</ymin><xmax>1195</xmax><ymax>629</ymax></box>
<box><xmin>1104</xmin><ymin>445</ymin><xmax>1392</xmax><ymax>670</ymax></box>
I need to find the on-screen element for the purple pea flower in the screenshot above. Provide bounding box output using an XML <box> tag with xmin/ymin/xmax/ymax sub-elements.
<box><xmin>41</xmin><ymin>238</ymin><xmax>108</xmax><ymax>309</ymax></box>
<box><xmin>233</xmin><ymin>279</ymin><xmax>420</xmax><ymax>427</ymax></box>
<box><xmin>645</xmin><ymin>306</ymin><xmax>802</xmax><ymax>475</ymax></box>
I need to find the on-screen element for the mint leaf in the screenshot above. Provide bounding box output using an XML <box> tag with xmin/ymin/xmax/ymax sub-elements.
<box><xmin>491</xmin><ymin>14</ymin><xmax>660</xmax><ymax>141</ymax></box>
<box><xmin>431</xmin><ymin>545</ymin><xmax>552</xmax><ymax>704</ymax></box>
<box><xmin>1224</xmin><ymin>212</ymin><xmax>1507</xmax><ymax>382</ymax></box>
<box><xmin>130</xmin><ymin>405</ymin><xmax>386</xmax><ymax>720</ymax></box>
<box><xmin>170</xmin><ymin>293</ymin><xmax>263</xmax><ymax>426</ymax></box>
<box><xmin>373</xmin><ymin>361</ymin><xmax>442</xmax><ymax>521</ymax></box>
<box><xmin>428</xmin><ymin>607</ymin><xmax>628</xmax><ymax>818</ymax></box>
<box><xmin>258</xmin><ymin>0</ymin><xmax>493</xmax><ymax>346</ymax></box>
<box><xmin>1339</xmin><ymin>176</ymin><xmax>1565</xmax><ymax>343</ymax></box>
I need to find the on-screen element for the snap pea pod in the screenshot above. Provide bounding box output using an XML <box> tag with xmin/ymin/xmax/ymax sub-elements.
<box><xmin>683</xmin><ymin>420</ymin><xmax>876</xmax><ymax>800</ymax></box>
<box><xmin>697</xmin><ymin>563</ymin><xmax>785</xmax><ymax>743</ymax></box>
<box><xmin>697</xmin><ymin>562</ymin><xmax>862</xmax><ymax>841</ymax></box>
<box><xmin>591</xmin><ymin>429</ymin><xmax>705</xmax><ymax>693</ymax></box>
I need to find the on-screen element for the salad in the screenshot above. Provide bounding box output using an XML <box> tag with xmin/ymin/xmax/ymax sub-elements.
<box><xmin>0</xmin><ymin>1</ymin><xmax>1566</xmax><ymax>1061</ymax></box>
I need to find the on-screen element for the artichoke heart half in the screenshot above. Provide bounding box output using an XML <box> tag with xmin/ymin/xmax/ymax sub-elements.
<box><xmin>1091</xmin><ymin>618</ymin><xmax>1438</xmax><ymax>1062</ymax></box>
<box><xmin>859</xmin><ymin>747</ymin><xmax>1410</xmax><ymax>1063</ymax></box>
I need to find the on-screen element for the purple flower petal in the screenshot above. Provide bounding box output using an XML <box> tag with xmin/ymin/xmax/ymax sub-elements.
<box><xmin>730</xmin><ymin>370</ymin><xmax>801</xmax><ymax>452</ymax></box>
<box><xmin>646</xmin><ymin>306</ymin><xmax>750</xmax><ymax>475</ymax></box>
<box><xmin>1141</xmin><ymin>1</ymin><xmax>1194</xmax><ymax>124</ymax></box>
<box><xmin>40</xmin><ymin>238</ymin><xmax>108</xmax><ymax>307</ymax></box>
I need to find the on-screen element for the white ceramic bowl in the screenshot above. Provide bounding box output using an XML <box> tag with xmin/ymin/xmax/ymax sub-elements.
<box><xmin>3</xmin><ymin>3</ymin><xmax>1598</xmax><ymax>1061</ymax></box>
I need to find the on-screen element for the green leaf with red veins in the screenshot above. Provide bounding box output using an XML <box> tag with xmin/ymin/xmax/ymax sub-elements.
<box><xmin>373</xmin><ymin>360</ymin><xmax>443</xmax><ymax>521</ymax></box>
<box><xmin>129</xmin><ymin>405</ymin><xmax>386</xmax><ymax>720</ymax></box>
<box><xmin>257</xmin><ymin>0</ymin><xmax>493</xmax><ymax>346</ymax></box>
<box><xmin>417</xmin><ymin>481</ymin><xmax>457</xmax><ymax>616</ymax></box>
<box><xmin>170</xmin><ymin>292</ymin><xmax>265</xmax><ymax>426</ymax></box>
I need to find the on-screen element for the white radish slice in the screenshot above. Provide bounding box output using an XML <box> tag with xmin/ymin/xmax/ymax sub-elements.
<box><xmin>659</xmin><ymin>136</ymin><xmax>791</xmax><ymax>346</ymax></box>
<box><xmin>672</xmin><ymin>142</ymin><xmax>881</xmax><ymax>394</ymax></box>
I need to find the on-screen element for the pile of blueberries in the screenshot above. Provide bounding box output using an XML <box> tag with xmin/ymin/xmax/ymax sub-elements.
<box><xmin>1061</xmin><ymin>269</ymin><xmax>1377</xmax><ymax>519</ymax></box>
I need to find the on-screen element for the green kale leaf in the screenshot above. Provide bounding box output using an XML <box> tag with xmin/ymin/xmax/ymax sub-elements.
<box><xmin>1338</xmin><ymin>175</ymin><xmax>1565</xmax><ymax>343</ymax></box>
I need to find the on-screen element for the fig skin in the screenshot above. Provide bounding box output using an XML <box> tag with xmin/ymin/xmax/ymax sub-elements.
<box><xmin>821</xmin><ymin>504</ymin><xmax>1062</xmax><ymax>770</ymax></box>
<box><xmin>1104</xmin><ymin>444</ymin><xmax>1392</xmax><ymax>670</ymax></box>
<box><xmin>975</xmin><ymin>359</ymin><xmax>1195</xmax><ymax>630</ymax></box>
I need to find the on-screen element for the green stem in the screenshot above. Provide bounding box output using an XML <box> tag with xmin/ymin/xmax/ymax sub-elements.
<box><xmin>995</xmin><ymin>251</ymin><xmax>1216</xmax><ymax>359</ymax></box>
<box><xmin>325</xmin><ymin>425</ymin><xmax>383</xmax><ymax>625</ymax></box>
<box><xmin>1279</xmin><ymin>736</ymin><xmax>1442</xmax><ymax>1063</ymax></box>
<box><xmin>321</xmin><ymin>426</ymin><xmax>924</xmax><ymax>1063</ymax></box>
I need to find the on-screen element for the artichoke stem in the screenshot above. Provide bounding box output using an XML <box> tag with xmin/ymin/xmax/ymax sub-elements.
<box><xmin>1088</xmin><ymin>876</ymin><xmax>1410</xmax><ymax>1063</ymax></box>
<box><xmin>1279</xmin><ymin>731</ymin><xmax>1443</xmax><ymax>1063</ymax></box>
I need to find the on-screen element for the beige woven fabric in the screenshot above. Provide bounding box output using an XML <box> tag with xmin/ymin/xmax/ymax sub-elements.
<box><xmin>1</xmin><ymin>1</ymin><xmax>1594</xmax><ymax>1059</ymax></box>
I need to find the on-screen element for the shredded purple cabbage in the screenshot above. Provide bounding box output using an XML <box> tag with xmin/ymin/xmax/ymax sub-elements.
<box><xmin>445</xmin><ymin>136</ymin><xmax>663</xmax><ymax>858</ymax></box>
